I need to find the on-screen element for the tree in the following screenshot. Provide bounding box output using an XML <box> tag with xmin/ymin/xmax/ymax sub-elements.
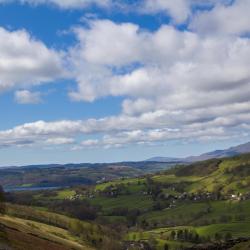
<box><xmin>70</xmin><ymin>220</ymin><xmax>84</xmax><ymax>236</ymax></box>
<box><xmin>177</xmin><ymin>230</ymin><xmax>184</xmax><ymax>240</ymax></box>
<box><xmin>184</xmin><ymin>229</ymin><xmax>189</xmax><ymax>241</ymax></box>
<box><xmin>132</xmin><ymin>234</ymin><xmax>136</xmax><ymax>241</ymax></box>
<box><xmin>148</xmin><ymin>235</ymin><xmax>157</xmax><ymax>249</ymax></box>
<box><xmin>141</xmin><ymin>219</ymin><xmax>149</xmax><ymax>229</ymax></box>
<box><xmin>164</xmin><ymin>243</ymin><xmax>169</xmax><ymax>250</ymax></box>
<box><xmin>170</xmin><ymin>230</ymin><xmax>176</xmax><ymax>240</ymax></box>
<box><xmin>214</xmin><ymin>233</ymin><xmax>222</xmax><ymax>241</ymax></box>
<box><xmin>126</xmin><ymin>209</ymin><xmax>140</xmax><ymax>227</ymax></box>
<box><xmin>194</xmin><ymin>233</ymin><xmax>200</xmax><ymax>243</ymax></box>
<box><xmin>224</xmin><ymin>232</ymin><xmax>232</xmax><ymax>241</ymax></box>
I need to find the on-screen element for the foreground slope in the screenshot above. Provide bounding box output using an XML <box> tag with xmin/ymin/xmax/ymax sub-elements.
<box><xmin>0</xmin><ymin>215</ymin><xmax>92</xmax><ymax>250</ymax></box>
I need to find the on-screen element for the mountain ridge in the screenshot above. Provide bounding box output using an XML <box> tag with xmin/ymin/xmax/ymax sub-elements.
<box><xmin>147</xmin><ymin>141</ymin><xmax>250</xmax><ymax>162</ymax></box>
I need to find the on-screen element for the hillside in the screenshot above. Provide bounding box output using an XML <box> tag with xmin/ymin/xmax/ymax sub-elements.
<box><xmin>0</xmin><ymin>215</ymin><xmax>92</xmax><ymax>250</ymax></box>
<box><xmin>0</xmin><ymin>203</ymin><xmax>121</xmax><ymax>250</ymax></box>
<box><xmin>4</xmin><ymin>153</ymin><xmax>250</xmax><ymax>250</ymax></box>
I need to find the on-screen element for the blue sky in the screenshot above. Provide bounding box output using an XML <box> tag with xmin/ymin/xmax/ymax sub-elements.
<box><xmin>0</xmin><ymin>0</ymin><xmax>250</xmax><ymax>166</ymax></box>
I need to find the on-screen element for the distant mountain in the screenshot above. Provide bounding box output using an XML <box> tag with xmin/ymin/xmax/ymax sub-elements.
<box><xmin>146</xmin><ymin>157</ymin><xmax>182</xmax><ymax>163</ymax></box>
<box><xmin>147</xmin><ymin>141</ymin><xmax>250</xmax><ymax>163</ymax></box>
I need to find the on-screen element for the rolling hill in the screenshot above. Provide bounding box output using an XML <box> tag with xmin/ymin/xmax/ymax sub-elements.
<box><xmin>1</xmin><ymin>152</ymin><xmax>250</xmax><ymax>249</ymax></box>
<box><xmin>0</xmin><ymin>161</ymin><xmax>176</xmax><ymax>190</ymax></box>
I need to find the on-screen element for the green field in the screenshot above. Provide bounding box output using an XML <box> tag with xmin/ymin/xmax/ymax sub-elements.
<box><xmin>140</xmin><ymin>200</ymin><xmax>250</xmax><ymax>226</ymax></box>
<box><xmin>95</xmin><ymin>177</ymin><xmax>145</xmax><ymax>191</ymax></box>
<box><xmin>126</xmin><ymin>221</ymin><xmax>250</xmax><ymax>250</ymax></box>
<box><xmin>55</xmin><ymin>189</ymin><xmax>76</xmax><ymax>199</ymax></box>
<box><xmin>88</xmin><ymin>194</ymin><xmax>153</xmax><ymax>213</ymax></box>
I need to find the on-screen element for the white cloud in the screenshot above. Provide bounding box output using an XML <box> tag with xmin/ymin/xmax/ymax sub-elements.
<box><xmin>142</xmin><ymin>0</ymin><xmax>190</xmax><ymax>23</ymax></box>
<box><xmin>69</xmin><ymin>19</ymin><xmax>250</xmax><ymax>106</ymax></box>
<box><xmin>140</xmin><ymin>0</ymin><xmax>233</xmax><ymax>24</ymax></box>
<box><xmin>80</xmin><ymin>139</ymin><xmax>99</xmax><ymax>147</ymax></box>
<box><xmin>190</xmin><ymin>0</ymin><xmax>250</xmax><ymax>35</ymax></box>
<box><xmin>0</xmin><ymin>27</ymin><xmax>64</xmax><ymax>93</ymax></box>
<box><xmin>1</xmin><ymin>100</ymin><xmax>250</xmax><ymax>149</ymax></box>
<box><xmin>45</xmin><ymin>137</ymin><xmax>75</xmax><ymax>145</ymax></box>
<box><xmin>14</xmin><ymin>90</ymin><xmax>42</xmax><ymax>104</ymax></box>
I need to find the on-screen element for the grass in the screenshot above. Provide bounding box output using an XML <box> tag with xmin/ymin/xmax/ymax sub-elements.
<box><xmin>128</xmin><ymin>221</ymin><xmax>250</xmax><ymax>239</ymax></box>
<box><xmin>139</xmin><ymin>200</ymin><xmax>250</xmax><ymax>226</ymax></box>
<box><xmin>126</xmin><ymin>230</ymin><xmax>193</xmax><ymax>250</ymax></box>
<box><xmin>55</xmin><ymin>189</ymin><xmax>76</xmax><ymax>199</ymax></box>
<box><xmin>126</xmin><ymin>221</ymin><xmax>250</xmax><ymax>250</ymax></box>
<box><xmin>95</xmin><ymin>177</ymin><xmax>145</xmax><ymax>191</ymax></box>
<box><xmin>139</xmin><ymin>201</ymin><xmax>210</xmax><ymax>224</ymax></box>
<box><xmin>88</xmin><ymin>194</ymin><xmax>153</xmax><ymax>213</ymax></box>
<box><xmin>196</xmin><ymin>222</ymin><xmax>250</xmax><ymax>237</ymax></box>
<box><xmin>185</xmin><ymin>156</ymin><xmax>250</xmax><ymax>194</ymax></box>
<box><xmin>153</xmin><ymin>175</ymin><xmax>202</xmax><ymax>184</ymax></box>
<box><xmin>0</xmin><ymin>215</ymin><xmax>93</xmax><ymax>250</ymax></box>
<box><xmin>4</xmin><ymin>203</ymin><xmax>122</xmax><ymax>250</ymax></box>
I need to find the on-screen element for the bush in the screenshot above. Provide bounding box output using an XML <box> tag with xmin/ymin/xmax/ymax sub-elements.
<box><xmin>49</xmin><ymin>200</ymin><xmax>97</xmax><ymax>220</ymax></box>
<box><xmin>224</xmin><ymin>232</ymin><xmax>232</xmax><ymax>241</ymax></box>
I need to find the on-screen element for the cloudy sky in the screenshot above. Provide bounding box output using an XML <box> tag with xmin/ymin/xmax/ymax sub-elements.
<box><xmin>0</xmin><ymin>0</ymin><xmax>250</xmax><ymax>166</ymax></box>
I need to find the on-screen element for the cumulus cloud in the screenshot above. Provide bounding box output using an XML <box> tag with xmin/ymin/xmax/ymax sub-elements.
<box><xmin>45</xmin><ymin>137</ymin><xmax>75</xmax><ymax>145</ymax></box>
<box><xmin>14</xmin><ymin>90</ymin><xmax>42</xmax><ymax>104</ymax></box>
<box><xmin>1</xmin><ymin>100</ymin><xmax>250</xmax><ymax>149</ymax></box>
<box><xmin>69</xmin><ymin>19</ymin><xmax>250</xmax><ymax>106</ymax></box>
<box><xmin>190</xmin><ymin>0</ymin><xmax>250</xmax><ymax>35</ymax></box>
<box><xmin>140</xmin><ymin>0</ymin><xmax>234</xmax><ymax>24</ymax></box>
<box><xmin>142</xmin><ymin>0</ymin><xmax>190</xmax><ymax>23</ymax></box>
<box><xmin>0</xmin><ymin>27</ymin><xmax>64</xmax><ymax>93</ymax></box>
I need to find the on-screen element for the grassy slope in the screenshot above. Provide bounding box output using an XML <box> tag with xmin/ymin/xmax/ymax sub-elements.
<box><xmin>5</xmin><ymin>203</ymin><xmax>117</xmax><ymax>250</ymax></box>
<box><xmin>126</xmin><ymin>221</ymin><xmax>250</xmax><ymax>250</ymax></box>
<box><xmin>140</xmin><ymin>200</ymin><xmax>250</xmax><ymax>224</ymax></box>
<box><xmin>185</xmin><ymin>155</ymin><xmax>250</xmax><ymax>194</ymax></box>
<box><xmin>95</xmin><ymin>177</ymin><xmax>145</xmax><ymax>191</ymax></box>
<box><xmin>55</xmin><ymin>189</ymin><xmax>76</xmax><ymax>199</ymax></box>
<box><xmin>89</xmin><ymin>194</ymin><xmax>153</xmax><ymax>213</ymax></box>
<box><xmin>0</xmin><ymin>215</ymin><xmax>93</xmax><ymax>250</ymax></box>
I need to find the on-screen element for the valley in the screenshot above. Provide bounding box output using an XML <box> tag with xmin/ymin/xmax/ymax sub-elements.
<box><xmin>1</xmin><ymin>153</ymin><xmax>250</xmax><ymax>249</ymax></box>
